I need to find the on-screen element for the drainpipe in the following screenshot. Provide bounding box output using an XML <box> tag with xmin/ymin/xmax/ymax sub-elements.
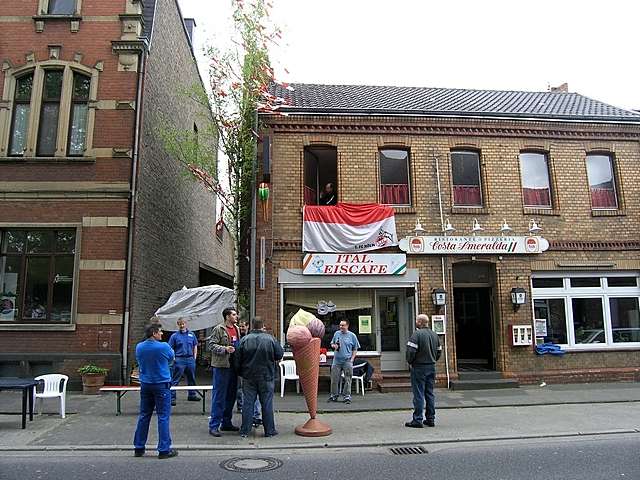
<box><xmin>433</xmin><ymin>152</ymin><xmax>451</xmax><ymax>389</ymax></box>
<box><xmin>121</xmin><ymin>49</ymin><xmax>146</xmax><ymax>384</ymax></box>
<box><xmin>249</xmin><ymin>110</ymin><xmax>258</xmax><ymax>320</ymax></box>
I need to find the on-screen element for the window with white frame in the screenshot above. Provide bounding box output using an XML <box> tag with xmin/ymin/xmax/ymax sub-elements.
<box><xmin>379</xmin><ymin>149</ymin><xmax>411</xmax><ymax>206</ymax></box>
<box><xmin>451</xmin><ymin>150</ymin><xmax>482</xmax><ymax>207</ymax></box>
<box><xmin>4</xmin><ymin>63</ymin><xmax>97</xmax><ymax>158</ymax></box>
<box><xmin>38</xmin><ymin>0</ymin><xmax>81</xmax><ymax>15</ymax></box>
<box><xmin>520</xmin><ymin>152</ymin><xmax>552</xmax><ymax>208</ymax></box>
<box><xmin>532</xmin><ymin>273</ymin><xmax>640</xmax><ymax>348</ymax></box>
<box><xmin>586</xmin><ymin>153</ymin><xmax>618</xmax><ymax>209</ymax></box>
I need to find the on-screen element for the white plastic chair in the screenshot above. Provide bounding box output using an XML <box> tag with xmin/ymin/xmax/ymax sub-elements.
<box><xmin>34</xmin><ymin>374</ymin><xmax>69</xmax><ymax>418</ymax></box>
<box><xmin>341</xmin><ymin>362</ymin><xmax>367</xmax><ymax>396</ymax></box>
<box><xmin>279</xmin><ymin>360</ymin><xmax>300</xmax><ymax>397</ymax></box>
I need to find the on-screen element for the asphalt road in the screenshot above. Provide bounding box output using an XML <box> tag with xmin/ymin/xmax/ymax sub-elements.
<box><xmin>1</xmin><ymin>434</ymin><xmax>639</xmax><ymax>480</ymax></box>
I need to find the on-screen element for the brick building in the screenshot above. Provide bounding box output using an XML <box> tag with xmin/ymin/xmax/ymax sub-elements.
<box><xmin>0</xmin><ymin>0</ymin><xmax>233</xmax><ymax>385</ymax></box>
<box><xmin>256</xmin><ymin>83</ymin><xmax>640</xmax><ymax>387</ymax></box>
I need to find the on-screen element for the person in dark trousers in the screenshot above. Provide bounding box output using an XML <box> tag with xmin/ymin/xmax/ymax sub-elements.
<box><xmin>207</xmin><ymin>307</ymin><xmax>240</xmax><ymax>437</ymax></box>
<box><xmin>405</xmin><ymin>314</ymin><xmax>442</xmax><ymax>428</ymax></box>
<box><xmin>133</xmin><ymin>322</ymin><xmax>178</xmax><ymax>459</ymax></box>
<box><xmin>319</xmin><ymin>182</ymin><xmax>337</xmax><ymax>205</ymax></box>
<box><xmin>234</xmin><ymin>317</ymin><xmax>284</xmax><ymax>437</ymax></box>
<box><xmin>168</xmin><ymin>318</ymin><xmax>199</xmax><ymax>406</ymax></box>
<box><xmin>236</xmin><ymin>320</ymin><xmax>262</xmax><ymax>426</ymax></box>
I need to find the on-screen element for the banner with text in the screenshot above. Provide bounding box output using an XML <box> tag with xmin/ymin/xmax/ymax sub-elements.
<box><xmin>302</xmin><ymin>253</ymin><xmax>407</xmax><ymax>275</ymax></box>
<box><xmin>399</xmin><ymin>236</ymin><xmax>549</xmax><ymax>255</ymax></box>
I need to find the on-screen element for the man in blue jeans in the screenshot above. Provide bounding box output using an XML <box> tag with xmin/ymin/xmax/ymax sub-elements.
<box><xmin>207</xmin><ymin>307</ymin><xmax>240</xmax><ymax>437</ymax></box>
<box><xmin>133</xmin><ymin>322</ymin><xmax>178</xmax><ymax>459</ymax></box>
<box><xmin>234</xmin><ymin>317</ymin><xmax>284</xmax><ymax>437</ymax></box>
<box><xmin>168</xmin><ymin>318</ymin><xmax>199</xmax><ymax>406</ymax></box>
<box><xmin>405</xmin><ymin>314</ymin><xmax>442</xmax><ymax>428</ymax></box>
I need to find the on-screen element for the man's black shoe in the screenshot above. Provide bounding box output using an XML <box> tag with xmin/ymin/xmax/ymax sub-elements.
<box><xmin>327</xmin><ymin>396</ymin><xmax>338</xmax><ymax>402</ymax></box>
<box><xmin>423</xmin><ymin>419</ymin><xmax>435</xmax><ymax>427</ymax></box>
<box><xmin>220</xmin><ymin>424</ymin><xmax>240</xmax><ymax>432</ymax></box>
<box><xmin>209</xmin><ymin>429</ymin><xmax>221</xmax><ymax>437</ymax></box>
<box><xmin>252</xmin><ymin>418</ymin><xmax>263</xmax><ymax>427</ymax></box>
<box><xmin>264</xmin><ymin>431</ymin><xmax>279</xmax><ymax>437</ymax></box>
<box><xmin>134</xmin><ymin>449</ymin><xmax>145</xmax><ymax>457</ymax></box>
<box><xmin>187</xmin><ymin>397</ymin><xmax>200</xmax><ymax>402</ymax></box>
<box><xmin>170</xmin><ymin>399</ymin><xmax>176</xmax><ymax>406</ymax></box>
<box><xmin>404</xmin><ymin>421</ymin><xmax>423</xmax><ymax>428</ymax></box>
<box><xmin>158</xmin><ymin>449</ymin><xmax>178</xmax><ymax>459</ymax></box>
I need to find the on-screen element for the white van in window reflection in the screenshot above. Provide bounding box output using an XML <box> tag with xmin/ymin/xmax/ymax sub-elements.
<box><xmin>578</xmin><ymin>328</ymin><xmax>640</xmax><ymax>343</ymax></box>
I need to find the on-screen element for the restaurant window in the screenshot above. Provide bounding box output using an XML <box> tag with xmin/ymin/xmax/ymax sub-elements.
<box><xmin>451</xmin><ymin>150</ymin><xmax>482</xmax><ymax>206</ymax></box>
<box><xmin>303</xmin><ymin>146</ymin><xmax>337</xmax><ymax>205</ymax></box>
<box><xmin>520</xmin><ymin>152</ymin><xmax>552</xmax><ymax>208</ymax></box>
<box><xmin>283</xmin><ymin>288</ymin><xmax>375</xmax><ymax>351</ymax></box>
<box><xmin>0</xmin><ymin>229</ymin><xmax>76</xmax><ymax>323</ymax></box>
<box><xmin>379</xmin><ymin>149</ymin><xmax>411</xmax><ymax>206</ymax></box>
<box><xmin>532</xmin><ymin>273</ymin><xmax>640</xmax><ymax>347</ymax></box>
<box><xmin>586</xmin><ymin>154</ymin><xmax>618</xmax><ymax>209</ymax></box>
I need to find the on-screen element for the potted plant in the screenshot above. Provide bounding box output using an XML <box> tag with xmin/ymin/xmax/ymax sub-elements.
<box><xmin>78</xmin><ymin>364</ymin><xmax>109</xmax><ymax>394</ymax></box>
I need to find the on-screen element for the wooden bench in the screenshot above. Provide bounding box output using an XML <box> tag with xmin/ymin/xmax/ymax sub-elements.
<box><xmin>100</xmin><ymin>385</ymin><xmax>213</xmax><ymax>415</ymax></box>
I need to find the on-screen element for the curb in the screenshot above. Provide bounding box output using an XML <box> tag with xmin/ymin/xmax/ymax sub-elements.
<box><xmin>3</xmin><ymin>429</ymin><xmax>639</xmax><ymax>453</ymax></box>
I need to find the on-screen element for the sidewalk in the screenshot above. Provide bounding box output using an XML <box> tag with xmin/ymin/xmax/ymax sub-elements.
<box><xmin>1</xmin><ymin>382</ymin><xmax>639</xmax><ymax>452</ymax></box>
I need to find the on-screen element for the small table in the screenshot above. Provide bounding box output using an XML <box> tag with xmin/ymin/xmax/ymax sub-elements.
<box><xmin>0</xmin><ymin>377</ymin><xmax>37</xmax><ymax>429</ymax></box>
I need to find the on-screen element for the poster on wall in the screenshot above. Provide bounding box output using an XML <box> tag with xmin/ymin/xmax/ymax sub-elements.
<box><xmin>534</xmin><ymin>318</ymin><xmax>548</xmax><ymax>337</ymax></box>
<box><xmin>358</xmin><ymin>315</ymin><xmax>372</xmax><ymax>334</ymax></box>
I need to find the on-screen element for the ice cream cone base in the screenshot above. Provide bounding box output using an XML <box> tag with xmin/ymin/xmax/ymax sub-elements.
<box><xmin>295</xmin><ymin>418</ymin><xmax>332</xmax><ymax>437</ymax></box>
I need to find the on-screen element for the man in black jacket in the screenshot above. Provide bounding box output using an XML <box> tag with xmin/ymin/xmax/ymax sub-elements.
<box><xmin>234</xmin><ymin>317</ymin><xmax>284</xmax><ymax>437</ymax></box>
<box><xmin>405</xmin><ymin>314</ymin><xmax>442</xmax><ymax>428</ymax></box>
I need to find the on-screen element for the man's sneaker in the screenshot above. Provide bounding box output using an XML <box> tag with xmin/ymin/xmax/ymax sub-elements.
<box><xmin>343</xmin><ymin>398</ymin><xmax>352</xmax><ymax>404</ymax></box>
<box><xmin>423</xmin><ymin>419</ymin><xmax>435</xmax><ymax>427</ymax></box>
<box><xmin>170</xmin><ymin>399</ymin><xmax>176</xmax><ymax>407</ymax></box>
<box><xmin>404</xmin><ymin>421</ymin><xmax>423</xmax><ymax>428</ymax></box>
<box><xmin>158</xmin><ymin>449</ymin><xmax>178</xmax><ymax>459</ymax></box>
<box><xmin>187</xmin><ymin>397</ymin><xmax>200</xmax><ymax>402</ymax></box>
<box><xmin>220</xmin><ymin>424</ymin><xmax>240</xmax><ymax>432</ymax></box>
<box><xmin>209</xmin><ymin>429</ymin><xmax>221</xmax><ymax>437</ymax></box>
<box><xmin>327</xmin><ymin>396</ymin><xmax>338</xmax><ymax>402</ymax></box>
<box><xmin>134</xmin><ymin>449</ymin><xmax>145</xmax><ymax>457</ymax></box>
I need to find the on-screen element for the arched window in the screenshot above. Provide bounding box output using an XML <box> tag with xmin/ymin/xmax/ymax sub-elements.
<box><xmin>8</xmin><ymin>74</ymin><xmax>33</xmax><ymax>156</ymax></box>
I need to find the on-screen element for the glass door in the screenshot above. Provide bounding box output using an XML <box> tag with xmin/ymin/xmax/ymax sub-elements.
<box><xmin>376</xmin><ymin>290</ymin><xmax>407</xmax><ymax>371</ymax></box>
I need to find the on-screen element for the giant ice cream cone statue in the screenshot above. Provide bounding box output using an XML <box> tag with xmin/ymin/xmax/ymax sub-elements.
<box><xmin>287</xmin><ymin>311</ymin><xmax>332</xmax><ymax>437</ymax></box>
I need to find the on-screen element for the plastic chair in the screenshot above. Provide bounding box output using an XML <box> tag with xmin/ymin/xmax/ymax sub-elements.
<box><xmin>279</xmin><ymin>360</ymin><xmax>300</xmax><ymax>397</ymax></box>
<box><xmin>341</xmin><ymin>363</ymin><xmax>367</xmax><ymax>396</ymax></box>
<box><xmin>34</xmin><ymin>374</ymin><xmax>69</xmax><ymax>418</ymax></box>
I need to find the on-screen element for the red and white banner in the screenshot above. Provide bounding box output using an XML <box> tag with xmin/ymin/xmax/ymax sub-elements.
<box><xmin>303</xmin><ymin>203</ymin><xmax>398</xmax><ymax>253</ymax></box>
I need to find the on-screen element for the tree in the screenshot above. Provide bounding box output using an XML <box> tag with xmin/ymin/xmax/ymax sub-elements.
<box><xmin>160</xmin><ymin>0</ymin><xmax>287</xmax><ymax>306</ymax></box>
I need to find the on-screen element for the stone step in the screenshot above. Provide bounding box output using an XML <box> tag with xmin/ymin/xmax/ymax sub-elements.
<box><xmin>457</xmin><ymin>371</ymin><xmax>504</xmax><ymax>381</ymax></box>
<box><xmin>377</xmin><ymin>381</ymin><xmax>412</xmax><ymax>393</ymax></box>
<box><xmin>449</xmin><ymin>378</ymin><xmax>520</xmax><ymax>390</ymax></box>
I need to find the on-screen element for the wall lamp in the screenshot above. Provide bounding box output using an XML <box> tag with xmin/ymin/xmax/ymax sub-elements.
<box><xmin>510</xmin><ymin>287</ymin><xmax>527</xmax><ymax>311</ymax></box>
<box><xmin>432</xmin><ymin>287</ymin><xmax>447</xmax><ymax>311</ymax></box>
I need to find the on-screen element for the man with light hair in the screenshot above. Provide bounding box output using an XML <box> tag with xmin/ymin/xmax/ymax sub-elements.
<box><xmin>405</xmin><ymin>314</ymin><xmax>442</xmax><ymax>428</ymax></box>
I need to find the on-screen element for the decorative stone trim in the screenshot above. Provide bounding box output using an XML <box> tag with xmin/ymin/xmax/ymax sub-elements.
<box><xmin>112</xmin><ymin>148</ymin><xmax>133</xmax><ymax>158</ymax></box>
<box><xmin>0</xmin><ymin>181</ymin><xmax>130</xmax><ymax>192</ymax></box>
<box><xmin>119</xmin><ymin>14</ymin><xmax>143</xmax><ymax>40</ymax></box>
<box><xmin>79</xmin><ymin>260</ymin><xmax>126</xmax><ymax>271</ymax></box>
<box><xmin>523</xmin><ymin>207</ymin><xmax>561</xmax><ymax>216</ymax></box>
<box><xmin>591</xmin><ymin>209</ymin><xmax>626</xmax><ymax>217</ymax></box>
<box><xmin>273</xmin><ymin>240</ymin><xmax>302</xmax><ymax>250</ymax></box>
<box><xmin>82</xmin><ymin>217</ymin><xmax>128</xmax><ymax>227</ymax></box>
<box><xmin>76</xmin><ymin>314</ymin><xmax>123</xmax><ymax>325</ymax></box>
<box><xmin>451</xmin><ymin>206</ymin><xmax>489</xmax><ymax>215</ymax></box>
<box><xmin>111</xmin><ymin>40</ymin><xmax>145</xmax><ymax>72</ymax></box>
<box><xmin>549</xmin><ymin>240</ymin><xmax>640</xmax><ymax>251</ymax></box>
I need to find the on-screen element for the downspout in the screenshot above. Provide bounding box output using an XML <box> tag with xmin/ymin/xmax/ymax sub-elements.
<box><xmin>249</xmin><ymin>110</ymin><xmax>258</xmax><ymax>320</ymax></box>
<box><xmin>121</xmin><ymin>48</ymin><xmax>146</xmax><ymax>383</ymax></box>
<box><xmin>434</xmin><ymin>152</ymin><xmax>451</xmax><ymax>389</ymax></box>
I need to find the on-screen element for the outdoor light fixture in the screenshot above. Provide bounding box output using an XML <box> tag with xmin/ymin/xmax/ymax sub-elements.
<box><xmin>432</xmin><ymin>288</ymin><xmax>447</xmax><ymax>309</ymax></box>
<box><xmin>471</xmin><ymin>218</ymin><xmax>484</xmax><ymax>235</ymax></box>
<box><xmin>442</xmin><ymin>218</ymin><xmax>455</xmax><ymax>235</ymax></box>
<box><xmin>413</xmin><ymin>218</ymin><xmax>425</xmax><ymax>235</ymax></box>
<box><xmin>499</xmin><ymin>219</ymin><xmax>513</xmax><ymax>236</ymax></box>
<box><xmin>528</xmin><ymin>219</ymin><xmax>542</xmax><ymax>235</ymax></box>
<box><xmin>510</xmin><ymin>287</ymin><xmax>527</xmax><ymax>311</ymax></box>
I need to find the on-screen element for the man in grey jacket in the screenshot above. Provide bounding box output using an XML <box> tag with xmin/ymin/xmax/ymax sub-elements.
<box><xmin>405</xmin><ymin>314</ymin><xmax>442</xmax><ymax>428</ymax></box>
<box><xmin>207</xmin><ymin>307</ymin><xmax>240</xmax><ymax>437</ymax></box>
<box><xmin>234</xmin><ymin>317</ymin><xmax>284</xmax><ymax>437</ymax></box>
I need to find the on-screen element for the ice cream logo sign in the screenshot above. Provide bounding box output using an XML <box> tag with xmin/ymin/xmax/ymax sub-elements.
<box><xmin>303</xmin><ymin>253</ymin><xmax>407</xmax><ymax>275</ymax></box>
<box><xmin>400</xmin><ymin>236</ymin><xmax>549</xmax><ymax>255</ymax></box>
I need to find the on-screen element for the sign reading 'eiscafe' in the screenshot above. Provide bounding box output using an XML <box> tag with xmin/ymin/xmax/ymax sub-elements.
<box><xmin>399</xmin><ymin>236</ymin><xmax>549</xmax><ymax>255</ymax></box>
<box><xmin>303</xmin><ymin>253</ymin><xmax>407</xmax><ymax>275</ymax></box>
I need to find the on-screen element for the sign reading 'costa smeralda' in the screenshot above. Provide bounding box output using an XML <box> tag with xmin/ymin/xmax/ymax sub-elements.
<box><xmin>399</xmin><ymin>236</ymin><xmax>550</xmax><ymax>255</ymax></box>
<box><xmin>303</xmin><ymin>253</ymin><xmax>407</xmax><ymax>275</ymax></box>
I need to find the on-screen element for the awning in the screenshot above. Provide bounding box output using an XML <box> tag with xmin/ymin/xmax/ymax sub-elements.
<box><xmin>154</xmin><ymin>285</ymin><xmax>235</xmax><ymax>331</ymax></box>
<box><xmin>278</xmin><ymin>268</ymin><xmax>419</xmax><ymax>288</ymax></box>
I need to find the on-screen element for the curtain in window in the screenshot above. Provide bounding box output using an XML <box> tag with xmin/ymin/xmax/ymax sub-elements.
<box><xmin>590</xmin><ymin>188</ymin><xmax>617</xmax><ymax>209</ymax></box>
<box><xmin>68</xmin><ymin>104</ymin><xmax>88</xmax><ymax>155</ymax></box>
<box><xmin>523</xmin><ymin>187</ymin><xmax>551</xmax><ymax>207</ymax></box>
<box><xmin>9</xmin><ymin>105</ymin><xmax>30</xmax><ymax>155</ymax></box>
<box><xmin>453</xmin><ymin>185</ymin><xmax>481</xmax><ymax>206</ymax></box>
<box><xmin>380</xmin><ymin>184</ymin><xmax>409</xmax><ymax>205</ymax></box>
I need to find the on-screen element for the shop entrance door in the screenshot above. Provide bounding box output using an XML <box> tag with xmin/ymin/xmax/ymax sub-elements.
<box><xmin>376</xmin><ymin>291</ymin><xmax>409</xmax><ymax>371</ymax></box>
<box><xmin>453</xmin><ymin>287</ymin><xmax>494</xmax><ymax>370</ymax></box>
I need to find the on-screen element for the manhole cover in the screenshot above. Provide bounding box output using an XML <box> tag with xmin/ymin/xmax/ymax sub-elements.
<box><xmin>220</xmin><ymin>457</ymin><xmax>283</xmax><ymax>473</ymax></box>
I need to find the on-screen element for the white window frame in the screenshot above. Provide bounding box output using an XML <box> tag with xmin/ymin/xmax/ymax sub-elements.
<box><xmin>531</xmin><ymin>272</ymin><xmax>640</xmax><ymax>351</ymax></box>
<box><xmin>1</xmin><ymin>60</ymin><xmax>98</xmax><ymax>159</ymax></box>
<box><xmin>379</xmin><ymin>148</ymin><xmax>412</xmax><ymax>207</ymax></box>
